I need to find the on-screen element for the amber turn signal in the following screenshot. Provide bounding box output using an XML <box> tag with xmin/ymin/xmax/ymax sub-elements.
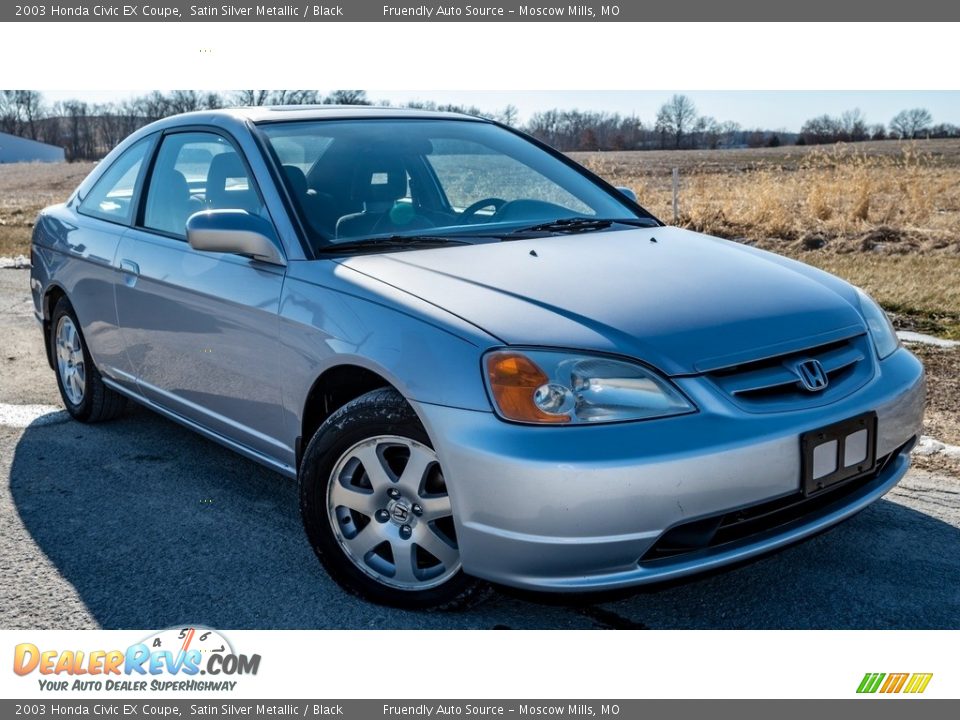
<box><xmin>485</xmin><ymin>352</ymin><xmax>571</xmax><ymax>423</ymax></box>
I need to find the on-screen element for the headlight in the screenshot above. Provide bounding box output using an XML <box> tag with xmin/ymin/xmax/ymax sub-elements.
<box><xmin>855</xmin><ymin>289</ymin><xmax>900</xmax><ymax>359</ymax></box>
<box><xmin>483</xmin><ymin>349</ymin><xmax>695</xmax><ymax>425</ymax></box>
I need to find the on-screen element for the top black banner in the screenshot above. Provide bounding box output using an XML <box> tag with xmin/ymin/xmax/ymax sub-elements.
<box><xmin>5</xmin><ymin>0</ymin><xmax>959</xmax><ymax>21</ymax></box>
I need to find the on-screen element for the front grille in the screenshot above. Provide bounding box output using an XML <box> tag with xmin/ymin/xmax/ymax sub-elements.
<box><xmin>706</xmin><ymin>334</ymin><xmax>874</xmax><ymax>412</ymax></box>
<box><xmin>639</xmin><ymin>445</ymin><xmax>905</xmax><ymax>563</ymax></box>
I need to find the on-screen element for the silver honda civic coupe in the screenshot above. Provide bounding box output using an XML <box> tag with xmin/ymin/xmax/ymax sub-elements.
<box><xmin>31</xmin><ymin>107</ymin><xmax>925</xmax><ymax>608</ymax></box>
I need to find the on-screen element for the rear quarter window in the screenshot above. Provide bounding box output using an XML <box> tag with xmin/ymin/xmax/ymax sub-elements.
<box><xmin>77</xmin><ymin>137</ymin><xmax>152</xmax><ymax>225</ymax></box>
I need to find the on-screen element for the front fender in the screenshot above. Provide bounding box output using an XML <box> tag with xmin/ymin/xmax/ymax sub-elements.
<box><xmin>278</xmin><ymin>260</ymin><xmax>498</xmax><ymax>453</ymax></box>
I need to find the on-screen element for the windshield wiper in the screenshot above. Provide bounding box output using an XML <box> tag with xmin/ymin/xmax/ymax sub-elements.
<box><xmin>320</xmin><ymin>235</ymin><xmax>469</xmax><ymax>254</ymax></box>
<box><xmin>507</xmin><ymin>217</ymin><xmax>655</xmax><ymax>235</ymax></box>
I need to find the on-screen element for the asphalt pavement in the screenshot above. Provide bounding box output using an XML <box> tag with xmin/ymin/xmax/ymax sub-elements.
<box><xmin>1</xmin><ymin>268</ymin><xmax>958</xmax><ymax>629</ymax></box>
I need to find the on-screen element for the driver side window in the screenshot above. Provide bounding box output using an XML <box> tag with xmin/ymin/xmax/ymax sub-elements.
<box><xmin>142</xmin><ymin>132</ymin><xmax>267</xmax><ymax>238</ymax></box>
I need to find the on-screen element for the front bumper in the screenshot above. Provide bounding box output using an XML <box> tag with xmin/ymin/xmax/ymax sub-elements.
<box><xmin>412</xmin><ymin>347</ymin><xmax>925</xmax><ymax>592</ymax></box>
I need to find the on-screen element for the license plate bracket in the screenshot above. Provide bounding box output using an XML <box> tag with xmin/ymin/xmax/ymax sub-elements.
<box><xmin>801</xmin><ymin>412</ymin><xmax>878</xmax><ymax>495</ymax></box>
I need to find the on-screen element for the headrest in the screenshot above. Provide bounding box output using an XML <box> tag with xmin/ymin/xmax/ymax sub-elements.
<box><xmin>145</xmin><ymin>169</ymin><xmax>192</xmax><ymax>235</ymax></box>
<box><xmin>351</xmin><ymin>158</ymin><xmax>407</xmax><ymax>204</ymax></box>
<box><xmin>283</xmin><ymin>164</ymin><xmax>309</xmax><ymax>198</ymax></box>
<box><xmin>153</xmin><ymin>168</ymin><xmax>190</xmax><ymax>199</ymax></box>
<box><xmin>206</xmin><ymin>152</ymin><xmax>259</xmax><ymax>212</ymax></box>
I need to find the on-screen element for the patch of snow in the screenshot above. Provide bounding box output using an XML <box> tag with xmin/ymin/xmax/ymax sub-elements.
<box><xmin>0</xmin><ymin>255</ymin><xmax>31</xmax><ymax>269</ymax></box>
<box><xmin>897</xmin><ymin>331</ymin><xmax>960</xmax><ymax>348</ymax></box>
<box><xmin>913</xmin><ymin>436</ymin><xmax>946</xmax><ymax>456</ymax></box>
<box><xmin>943</xmin><ymin>445</ymin><xmax>960</xmax><ymax>461</ymax></box>
<box><xmin>0</xmin><ymin>403</ymin><xmax>69</xmax><ymax>428</ymax></box>
<box><xmin>913</xmin><ymin>435</ymin><xmax>960</xmax><ymax>459</ymax></box>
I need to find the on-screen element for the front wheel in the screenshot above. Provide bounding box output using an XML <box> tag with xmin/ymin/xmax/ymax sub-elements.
<box><xmin>299</xmin><ymin>388</ymin><xmax>486</xmax><ymax>609</ymax></box>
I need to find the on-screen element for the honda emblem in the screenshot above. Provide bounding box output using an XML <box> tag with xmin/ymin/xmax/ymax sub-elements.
<box><xmin>794</xmin><ymin>359</ymin><xmax>829</xmax><ymax>392</ymax></box>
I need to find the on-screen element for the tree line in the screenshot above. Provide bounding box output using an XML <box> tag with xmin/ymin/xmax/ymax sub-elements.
<box><xmin>0</xmin><ymin>90</ymin><xmax>374</xmax><ymax>161</ymax></box>
<box><xmin>797</xmin><ymin>107</ymin><xmax>958</xmax><ymax>144</ymax></box>
<box><xmin>1</xmin><ymin>90</ymin><xmax>957</xmax><ymax>161</ymax></box>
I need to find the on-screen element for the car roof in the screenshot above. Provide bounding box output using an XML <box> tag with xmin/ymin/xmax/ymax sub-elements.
<box><xmin>168</xmin><ymin>105</ymin><xmax>489</xmax><ymax>124</ymax></box>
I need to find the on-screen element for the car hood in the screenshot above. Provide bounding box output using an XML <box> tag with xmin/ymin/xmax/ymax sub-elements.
<box><xmin>339</xmin><ymin>226</ymin><xmax>866</xmax><ymax>376</ymax></box>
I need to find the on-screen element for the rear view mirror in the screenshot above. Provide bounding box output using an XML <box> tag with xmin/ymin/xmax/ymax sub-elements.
<box><xmin>616</xmin><ymin>186</ymin><xmax>638</xmax><ymax>203</ymax></box>
<box><xmin>186</xmin><ymin>210</ymin><xmax>286</xmax><ymax>266</ymax></box>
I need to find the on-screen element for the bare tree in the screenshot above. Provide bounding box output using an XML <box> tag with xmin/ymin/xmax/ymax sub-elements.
<box><xmin>166</xmin><ymin>90</ymin><xmax>205</xmax><ymax>115</ymax></box>
<box><xmin>231</xmin><ymin>90</ymin><xmax>322</xmax><ymax>107</ymax></box>
<box><xmin>56</xmin><ymin>101</ymin><xmax>95</xmax><ymax>161</ymax></box>
<box><xmin>841</xmin><ymin>108</ymin><xmax>869</xmax><ymax>142</ymax></box>
<box><xmin>929</xmin><ymin>123</ymin><xmax>960</xmax><ymax>138</ymax></box>
<box><xmin>655</xmin><ymin>94</ymin><xmax>698</xmax><ymax>149</ymax></box>
<box><xmin>138</xmin><ymin>91</ymin><xmax>176</xmax><ymax>121</ymax></box>
<box><xmin>890</xmin><ymin>108</ymin><xmax>933</xmax><ymax>139</ymax></box>
<box><xmin>0</xmin><ymin>91</ymin><xmax>19</xmax><ymax>135</ymax></box>
<box><xmin>15</xmin><ymin>90</ymin><xmax>43</xmax><ymax>139</ymax></box>
<box><xmin>233</xmin><ymin>90</ymin><xmax>272</xmax><ymax>107</ymax></box>
<box><xmin>800</xmin><ymin>114</ymin><xmax>842</xmax><ymax>144</ymax></box>
<box><xmin>324</xmin><ymin>90</ymin><xmax>371</xmax><ymax>106</ymax></box>
<box><xmin>694</xmin><ymin>115</ymin><xmax>722</xmax><ymax>149</ymax></box>
<box><xmin>499</xmin><ymin>104</ymin><xmax>520</xmax><ymax>127</ymax></box>
<box><xmin>272</xmin><ymin>90</ymin><xmax>321</xmax><ymax>105</ymax></box>
<box><xmin>0</xmin><ymin>90</ymin><xmax>44</xmax><ymax>138</ymax></box>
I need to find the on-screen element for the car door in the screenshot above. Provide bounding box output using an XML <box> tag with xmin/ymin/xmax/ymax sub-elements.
<box><xmin>115</xmin><ymin>128</ymin><xmax>288</xmax><ymax>463</ymax></box>
<box><xmin>57</xmin><ymin>134</ymin><xmax>155</xmax><ymax>391</ymax></box>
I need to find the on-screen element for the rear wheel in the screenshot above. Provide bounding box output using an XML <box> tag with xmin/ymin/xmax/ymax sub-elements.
<box><xmin>299</xmin><ymin>388</ymin><xmax>487</xmax><ymax>609</ymax></box>
<box><xmin>50</xmin><ymin>297</ymin><xmax>126</xmax><ymax>422</ymax></box>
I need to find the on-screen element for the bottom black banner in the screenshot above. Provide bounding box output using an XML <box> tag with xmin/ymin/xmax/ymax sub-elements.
<box><xmin>1</xmin><ymin>700</ymin><xmax>956</xmax><ymax>719</ymax></box>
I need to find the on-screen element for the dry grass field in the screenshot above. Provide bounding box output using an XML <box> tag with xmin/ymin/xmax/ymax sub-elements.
<box><xmin>576</xmin><ymin>140</ymin><xmax>960</xmax><ymax>337</ymax></box>
<box><xmin>577</xmin><ymin>140</ymin><xmax>960</xmax><ymax>253</ymax></box>
<box><xmin>0</xmin><ymin>161</ymin><xmax>94</xmax><ymax>257</ymax></box>
<box><xmin>1</xmin><ymin>141</ymin><xmax>959</xmax><ymax>446</ymax></box>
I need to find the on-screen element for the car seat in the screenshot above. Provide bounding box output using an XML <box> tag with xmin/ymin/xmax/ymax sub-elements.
<box><xmin>145</xmin><ymin>168</ymin><xmax>200</xmax><ymax>236</ymax></box>
<box><xmin>206</xmin><ymin>152</ymin><xmax>261</xmax><ymax>214</ymax></box>
<box><xmin>335</xmin><ymin>158</ymin><xmax>433</xmax><ymax>239</ymax></box>
<box><xmin>283</xmin><ymin>164</ymin><xmax>338</xmax><ymax>239</ymax></box>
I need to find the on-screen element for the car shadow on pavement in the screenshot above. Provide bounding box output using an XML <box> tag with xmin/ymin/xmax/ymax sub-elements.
<box><xmin>9</xmin><ymin>406</ymin><xmax>960</xmax><ymax>629</ymax></box>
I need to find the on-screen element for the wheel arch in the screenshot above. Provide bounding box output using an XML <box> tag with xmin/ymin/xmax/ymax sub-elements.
<box><xmin>41</xmin><ymin>283</ymin><xmax>69</xmax><ymax>370</ymax></box>
<box><xmin>298</xmin><ymin>363</ymin><xmax>407</xmax><ymax>470</ymax></box>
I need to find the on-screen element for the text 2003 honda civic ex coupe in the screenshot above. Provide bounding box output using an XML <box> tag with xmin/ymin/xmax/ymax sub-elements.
<box><xmin>31</xmin><ymin>107</ymin><xmax>925</xmax><ymax>608</ymax></box>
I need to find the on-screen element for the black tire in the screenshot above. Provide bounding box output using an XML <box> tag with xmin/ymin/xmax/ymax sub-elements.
<box><xmin>50</xmin><ymin>296</ymin><xmax>127</xmax><ymax>423</ymax></box>
<box><xmin>299</xmin><ymin>387</ymin><xmax>488</xmax><ymax>610</ymax></box>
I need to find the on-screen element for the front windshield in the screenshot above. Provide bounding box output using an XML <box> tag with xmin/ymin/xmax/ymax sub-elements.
<box><xmin>258</xmin><ymin>118</ymin><xmax>655</xmax><ymax>249</ymax></box>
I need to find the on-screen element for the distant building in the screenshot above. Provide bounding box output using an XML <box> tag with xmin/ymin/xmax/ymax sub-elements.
<box><xmin>0</xmin><ymin>131</ymin><xmax>65</xmax><ymax>163</ymax></box>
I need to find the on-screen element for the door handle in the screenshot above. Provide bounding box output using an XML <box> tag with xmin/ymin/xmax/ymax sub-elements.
<box><xmin>119</xmin><ymin>259</ymin><xmax>140</xmax><ymax>287</ymax></box>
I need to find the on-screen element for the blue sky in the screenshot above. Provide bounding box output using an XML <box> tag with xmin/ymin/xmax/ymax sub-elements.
<box><xmin>41</xmin><ymin>90</ymin><xmax>960</xmax><ymax>131</ymax></box>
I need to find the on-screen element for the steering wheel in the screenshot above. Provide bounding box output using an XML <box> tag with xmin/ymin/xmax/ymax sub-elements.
<box><xmin>457</xmin><ymin>197</ymin><xmax>507</xmax><ymax>224</ymax></box>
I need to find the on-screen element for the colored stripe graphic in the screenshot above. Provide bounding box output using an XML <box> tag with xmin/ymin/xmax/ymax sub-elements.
<box><xmin>857</xmin><ymin>672</ymin><xmax>932</xmax><ymax>694</ymax></box>
<box><xmin>904</xmin><ymin>673</ymin><xmax>933</xmax><ymax>694</ymax></box>
<box><xmin>880</xmin><ymin>673</ymin><xmax>908</xmax><ymax>693</ymax></box>
<box><xmin>857</xmin><ymin>673</ymin><xmax>886</xmax><ymax>693</ymax></box>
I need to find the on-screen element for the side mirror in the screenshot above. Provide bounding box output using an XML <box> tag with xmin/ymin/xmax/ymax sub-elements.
<box><xmin>186</xmin><ymin>210</ymin><xmax>286</xmax><ymax>266</ymax></box>
<box><xmin>616</xmin><ymin>186</ymin><xmax>638</xmax><ymax>203</ymax></box>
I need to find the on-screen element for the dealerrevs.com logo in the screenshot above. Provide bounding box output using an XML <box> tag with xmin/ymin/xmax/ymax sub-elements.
<box><xmin>857</xmin><ymin>673</ymin><xmax>933</xmax><ymax>694</ymax></box>
<box><xmin>13</xmin><ymin>627</ymin><xmax>260</xmax><ymax>692</ymax></box>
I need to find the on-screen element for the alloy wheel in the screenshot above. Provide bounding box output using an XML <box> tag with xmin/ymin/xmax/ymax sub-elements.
<box><xmin>55</xmin><ymin>315</ymin><xmax>86</xmax><ymax>405</ymax></box>
<box><xmin>326</xmin><ymin>435</ymin><xmax>460</xmax><ymax>590</ymax></box>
